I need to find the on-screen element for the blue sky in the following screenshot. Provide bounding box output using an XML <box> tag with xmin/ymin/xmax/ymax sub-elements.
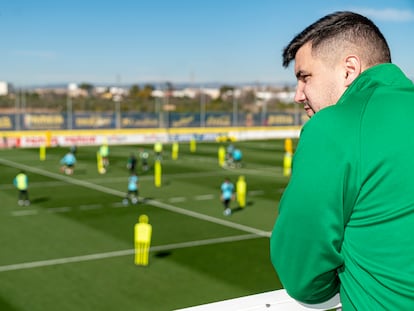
<box><xmin>1</xmin><ymin>0</ymin><xmax>413</xmax><ymax>87</ymax></box>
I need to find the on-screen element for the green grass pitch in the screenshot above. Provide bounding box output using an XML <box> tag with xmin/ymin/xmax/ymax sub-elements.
<box><xmin>0</xmin><ymin>139</ymin><xmax>294</xmax><ymax>311</ymax></box>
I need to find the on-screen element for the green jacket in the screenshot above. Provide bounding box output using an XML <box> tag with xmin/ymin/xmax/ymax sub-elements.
<box><xmin>270</xmin><ymin>63</ymin><xmax>414</xmax><ymax>310</ymax></box>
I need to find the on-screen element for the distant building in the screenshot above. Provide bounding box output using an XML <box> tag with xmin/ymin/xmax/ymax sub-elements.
<box><xmin>0</xmin><ymin>81</ymin><xmax>13</xmax><ymax>96</ymax></box>
<box><xmin>67</xmin><ymin>83</ymin><xmax>88</xmax><ymax>97</ymax></box>
<box><xmin>275</xmin><ymin>91</ymin><xmax>295</xmax><ymax>103</ymax></box>
<box><xmin>256</xmin><ymin>90</ymin><xmax>295</xmax><ymax>103</ymax></box>
<box><xmin>151</xmin><ymin>87</ymin><xmax>221</xmax><ymax>100</ymax></box>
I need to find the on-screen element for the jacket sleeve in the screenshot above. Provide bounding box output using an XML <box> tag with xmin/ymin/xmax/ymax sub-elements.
<box><xmin>270</xmin><ymin>116</ymin><xmax>355</xmax><ymax>303</ymax></box>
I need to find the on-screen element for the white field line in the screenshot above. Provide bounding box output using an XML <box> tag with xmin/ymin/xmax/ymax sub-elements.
<box><xmin>11</xmin><ymin>210</ymin><xmax>39</xmax><ymax>217</ymax></box>
<box><xmin>0</xmin><ymin>234</ymin><xmax>261</xmax><ymax>273</ymax></box>
<box><xmin>194</xmin><ymin>194</ymin><xmax>215</xmax><ymax>200</ymax></box>
<box><xmin>169</xmin><ymin>197</ymin><xmax>187</xmax><ymax>203</ymax></box>
<box><xmin>0</xmin><ymin>158</ymin><xmax>271</xmax><ymax>237</ymax></box>
<box><xmin>145</xmin><ymin>198</ymin><xmax>270</xmax><ymax>237</ymax></box>
<box><xmin>0</xmin><ymin>164</ymin><xmax>277</xmax><ymax>190</ymax></box>
<box><xmin>0</xmin><ymin>158</ymin><xmax>125</xmax><ymax>197</ymax></box>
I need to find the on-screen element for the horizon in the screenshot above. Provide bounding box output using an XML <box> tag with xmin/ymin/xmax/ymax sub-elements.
<box><xmin>1</xmin><ymin>0</ymin><xmax>413</xmax><ymax>86</ymax></box>
<box><xmin>14</xmin><ymin>80</ymin><xmax>296</xmax><ymax>90</ymax></box>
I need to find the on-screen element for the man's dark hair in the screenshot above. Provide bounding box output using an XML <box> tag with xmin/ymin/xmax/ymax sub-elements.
<box><xmin>282</xmin><ymin>11</ymin><xmax>391</xmax><ymax>68</ymax></box>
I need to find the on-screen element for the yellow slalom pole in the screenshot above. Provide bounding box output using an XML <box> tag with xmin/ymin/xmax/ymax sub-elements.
<box><xmin>218</xmin><ymin>146</ymin><xmax>226</xmax><ymax>167</ymax></box>
<box><xmin>283</xmin><ymin>152</ymin><xmax>292</xmax><ymax>177</ymax></box>
<box><xmin>39</xmin><ymin>145</ymin><xmax>46</xmax><ymax>161</ymax></box>
<box><xmin>45</xmin><ymin>130</ymin><xmax>52</xmax><ymax>147</ymax></box>
<box><xmin>284</xmin><ymin>138</ymin><xmax>293</xmax><ymax>154</ymax></box>
<box><xmin>190</xmin><ymin>138</ymin><xmax>196</xmax><ymax>153</ymax></box>
<box><xmin>97</xmin><ymin>151</ymin><xmax>105</xmax><ymax>174</ymax></box>
<box><xmin>134</xmin><ymin>215</ymin><xmax>152</xmax><ymax>266</ymax></box>
<box><xmin>236</xmin><ymin>176</ymin><xmax>247</xmax><ymax>208</ymax></box>
<box><xmin>154</xmin><ymin>159</ymin><xmax>162</xmax><ymax>187</ymax></box>
<box><xmin>172</xmin><ymin>142</ymin><xmax>179</xmax><ymax>160</ymax></box>
<box><xmin>283</xmin><ymin>138</ymin><xmax>293</xmax><ymax>177</ymax></box>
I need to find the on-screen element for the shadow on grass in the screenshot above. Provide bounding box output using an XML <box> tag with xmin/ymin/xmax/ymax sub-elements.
<box><xmin>154</xmin><ymin>251</ymin><xmax>172</xmax><ymax>258</ymax></box>
<box><xmin>139</xmin><ymin>197</ymin><xmax>155</xmax><ymax>204</ymax></box>
<box><xmin>30</xmin><ymin>196</ymin><xmax>50</xmax><ymax>204</ymax></box>
<box><xmin>0</xmin><ymin>295</ymin><xmax>19</xmax><ymax>311</ymax></box>
<box><xmin>231</xmin><ymin>201</ymin><xmax>254</xmax><ymax>214</ymax></box>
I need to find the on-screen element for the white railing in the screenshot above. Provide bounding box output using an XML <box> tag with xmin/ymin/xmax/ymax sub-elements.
<box><xmin>175</xmin><ymin>289</ymin><xmax>341</xmax><ymax>311</ymax></box>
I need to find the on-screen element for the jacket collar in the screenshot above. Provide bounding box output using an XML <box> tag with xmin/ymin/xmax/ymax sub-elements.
<box><xmin>337</xmin><ymin>63</ymin><xmax>413</xmax><ymax>105</ymax></box>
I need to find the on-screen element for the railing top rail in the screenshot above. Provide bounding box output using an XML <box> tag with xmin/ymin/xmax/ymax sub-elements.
<box><xmin>175</xmin><ymin>289</ymin><xmax>341</xmax><ymax>311</ymax></box>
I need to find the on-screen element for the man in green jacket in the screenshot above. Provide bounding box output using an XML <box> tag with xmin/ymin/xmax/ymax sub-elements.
<box><xmin>270</xmin><ymin>11</ymin><xmax>414</xmax><ymax>310</ymax></box>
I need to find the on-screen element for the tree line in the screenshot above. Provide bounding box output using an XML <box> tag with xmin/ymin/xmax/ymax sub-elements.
<box><xmin>0</xmin><ymin>83</ymin><xmax>296</xmax><ymax>114</ymax></box>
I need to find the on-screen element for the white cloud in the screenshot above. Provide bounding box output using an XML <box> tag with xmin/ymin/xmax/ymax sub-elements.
<box><xmin>354</xmin><ymin>8</ymin><xmax>414</xmax><ymax>22</ymax></box>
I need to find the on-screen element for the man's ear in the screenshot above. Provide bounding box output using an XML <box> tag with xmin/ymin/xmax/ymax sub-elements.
<box><xmin>344</xmin><ymin>55</ymin><xmax>362</xmax><ymax>87</ymax></box>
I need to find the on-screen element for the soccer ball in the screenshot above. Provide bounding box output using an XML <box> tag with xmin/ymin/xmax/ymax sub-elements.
<box><xmin>99</xmin><ymin>167</ymin><xmax>106</xmax><ymax>174</ymax></box>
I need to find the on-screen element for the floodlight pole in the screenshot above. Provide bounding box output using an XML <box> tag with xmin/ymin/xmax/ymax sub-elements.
<box><xmin>200</xmin><ymin>86</ymin><xmax>206</xmax><ymax>127</ymax></box>
<box><xmin>115</xmin><ymin>99</ymin><xmax>121</xmax><ymax>129</ymax></box>
<box><xmin>232</xmin><ymin>89</ymin><xmax>238</xmax><ymax>127</ymax></box>
<box><xmin>21</xmin><ymin>89</ymin><xmax>26</xmax><ymax>129</ymax></box>
<box><xmin>15</xmin><ymin>88</ymin><xmax>20</xmax><ymax>131</ymax></box>
<box><xmin>66</xmin><ymin>95</ymin><xmax>73</xmax><ymax>130</ymax></box>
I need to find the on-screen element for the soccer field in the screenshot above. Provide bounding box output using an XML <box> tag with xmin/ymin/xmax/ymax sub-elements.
<box><xmin>0</xmin><ymin>139</ymin><xmax>292</xmax><ymax>311</ymax></box>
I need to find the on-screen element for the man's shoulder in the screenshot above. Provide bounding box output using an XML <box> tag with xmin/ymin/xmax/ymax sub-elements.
<box><xmin>304</xmin><ymin>102</ymin><xmax>363</xmax><ymax>133</ymax></box>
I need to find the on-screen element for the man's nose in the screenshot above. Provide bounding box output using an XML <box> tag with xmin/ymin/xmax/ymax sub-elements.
<box><xmin>294</xmin><ymin>86</ymin><xmax>306</xmax><ymax>104</ymax></box>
